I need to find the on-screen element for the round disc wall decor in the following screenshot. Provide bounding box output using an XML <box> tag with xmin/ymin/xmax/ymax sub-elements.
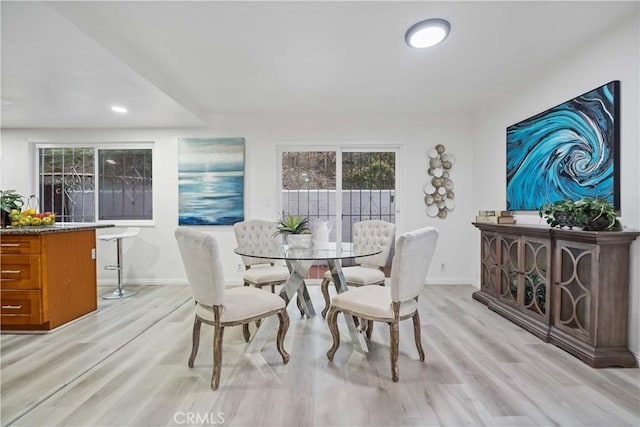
<box><xmin>425</xmin><ymin>144</ymin><xmax>455</xmax><ymax>218</ymax></box>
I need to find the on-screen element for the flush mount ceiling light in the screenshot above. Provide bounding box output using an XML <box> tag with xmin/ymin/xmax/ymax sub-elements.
<box><xmin>405</xmin><ymin>18</ymin><xmax>451</xmax><ymax>49</ymax></box>
<box><xmin>111</xmin><ymin>105</ymin><xmax>128</xmax><ymax>113</ymax></box>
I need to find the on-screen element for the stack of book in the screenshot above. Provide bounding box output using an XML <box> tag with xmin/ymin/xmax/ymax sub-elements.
<box><xmin>475</xmin><ymin>210</ymin><xmax>516</xmax><ymax>224</ymax></box>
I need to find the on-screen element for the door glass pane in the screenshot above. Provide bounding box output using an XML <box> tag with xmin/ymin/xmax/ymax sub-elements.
<box><xmin>281</xmin><ymin>151</ymin><xmax>336</xmax><ymax>232</ymax></box>
<box><xmin>342</xmin><ymin>151</ymin><xmax>396</xmax><ymax>240</ymax></box>
<box><xmin>342</xmin><ymin>151</ymin><xmax>396</xmax><ymax>271</ymax></box>
<box><xmin>282</xmin><ymin>151</ymin><xmax>336</xmax><ymax>279</ymax></box>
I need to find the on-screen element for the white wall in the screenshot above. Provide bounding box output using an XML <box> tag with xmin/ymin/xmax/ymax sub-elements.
<box><xmin>0</xmin><ymin>112</ymin><xmax>476</xmax><ymax>287</ymax></box>
<box><xmin>471</xmin><ymin>14</ymin><xmax>640</xmax><ymax>356</ymax></box>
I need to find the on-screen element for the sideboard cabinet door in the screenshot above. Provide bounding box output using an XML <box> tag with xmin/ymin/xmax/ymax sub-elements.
<box><xmin>497</xmin><ymin>234</ymin><xmax>519</xmax><ymax>307</ymax></box>
<box><xmin>493</xmin><ymin>233</ymin><xmax>550</xmax><ymax>339</ymax></box>
<box><xmin>481</xmin><ymin>231</ymin><xmax>499</xmax><ymax>298</ymax></box>
<box><xmin>474</xmin><ymin>231</ymin><xmax>500</xmax><ymax>304</ymax></box>
<box><xmin>520</xmin><ymin>236</ymin><xmax>550</xmax><ymax>322</ymax></box>
<box><xmin>552</xmin><ymin>240</ymin><xmax>596</xmax><ymax>344</ymax></box>
<box><xmin>549</xmin><ymin>235</ymin><xmax>638</xmax><ymax>367</ymax></box>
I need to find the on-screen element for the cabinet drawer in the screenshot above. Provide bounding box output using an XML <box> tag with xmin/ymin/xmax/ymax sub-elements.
<box><xmin>0</xmin><ymin>290</ymin><xmax>43</xmax><ymax>325</ymax></box>
<box><xmin>0</xmin><ymin>236</ymin><xmax>41</xmax><ymax>254</ymax></box>
<box><xmin>0</xmin><ymin>255</ymin><xmax>41</xmax><ymax>289</ymax></box>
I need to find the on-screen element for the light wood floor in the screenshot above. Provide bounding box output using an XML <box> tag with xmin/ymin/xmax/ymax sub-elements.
<box><xmin>2</xmin><ymin>284</ymin><xmax>639</xmax><ymax>426</ymax></box>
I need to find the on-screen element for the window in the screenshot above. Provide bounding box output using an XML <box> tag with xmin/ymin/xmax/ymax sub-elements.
<box><xmin>37</xmin><ymin>144</ymin><xmax>153</xmax><ymax>223</ymax></box>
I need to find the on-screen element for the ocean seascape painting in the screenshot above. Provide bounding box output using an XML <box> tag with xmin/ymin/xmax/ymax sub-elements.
<box><xmin>506</xmin><ymin>81</ymin><xmax>620</xmax><ymax>211</ymax></box>
<box><xmin>178</xmin><ymin>137</ymin><xmax>245</xmax><ymax>225</ymax></box>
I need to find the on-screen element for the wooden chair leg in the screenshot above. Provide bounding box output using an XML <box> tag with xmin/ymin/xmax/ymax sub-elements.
<box><xmin>326</xmin><ymin>307</ymin><xmax>341</xmax><ymax>361</ymax></box>
<box><xmin>211</xmin><ymin>325</ymin><xmax>225</xmax><ymax>390</ymax></box>
<box><xmin>242</xmin><ymin>323</ymin><xmax>251</xmax><ymax>342</ymax></box>
<box><xmin>390</xmin><ymin>319</ymin><xmax>399</xmax><ymax>382</ymax></box>
<box><xmin>276</xmin><ymin>310</ymin><xmax>291</xmax><ymax>364</ymax></box>
<box><xmin>366</xmin><ymin>320</ymin><xmax>374</xmax><ymax>340</ymax></box>
<box><xmin>188</xmin><ymin>316</ymin><xmax>202</xmax><ymax>368</ymax></box>
<box><xmin>412</xmin><ymin>312</ymin><xmax>425</xmax><ymax>361</ymax></box>
<box><xmin>320</xmin><ymin>277</ymin><xmax>332</xmax><ymax>318</ymax></box>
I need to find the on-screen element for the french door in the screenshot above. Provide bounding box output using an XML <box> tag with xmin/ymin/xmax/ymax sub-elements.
<box><xmin>279</xmin><ymin>147</ymin><xmax>399</xmax><ymax>277</ymax></box>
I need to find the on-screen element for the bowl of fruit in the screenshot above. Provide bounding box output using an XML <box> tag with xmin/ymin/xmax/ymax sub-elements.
<box><xmin>10</xmin><ymin>208</ymin><xmax>56</xmax><ymax>227</ymax></box>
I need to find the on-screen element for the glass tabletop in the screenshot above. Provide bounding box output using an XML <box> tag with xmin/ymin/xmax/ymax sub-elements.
<box><xmin>234</xmin><ymin>242</ymin><xmax>382</xmax><ymax>261</ymax></box>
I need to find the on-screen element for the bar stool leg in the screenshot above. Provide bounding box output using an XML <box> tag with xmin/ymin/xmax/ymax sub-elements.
<box><xmin>103</xmin><ymin>238</ymin><xmax>139</xmax><ymax>299</ymax></box>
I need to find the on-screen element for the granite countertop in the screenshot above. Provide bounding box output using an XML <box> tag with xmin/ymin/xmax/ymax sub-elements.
<box><xmin>0</xmin><ymin>223</ymin><xmax>115</xmax><ymax>235</ymax></box>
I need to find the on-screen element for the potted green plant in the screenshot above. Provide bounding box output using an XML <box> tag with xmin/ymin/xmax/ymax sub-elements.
<box><xmin>539</xmin><ymin>199</ymin><xmax>578</xmax><ymax>228</ymax></box>
<box><xmin>539</xmin><ymin>197</ymin><xmax>621</xmax><ymax>231</ymax></box>
<box><xmin>0</xmin><ymin>189</ymin><xmax>24</xmax><ymax>228</ymax></box>
<box><xmin>572</xmin><ymin>197</ymin><xmax>621</xmax><ymax>231</ymax></box>
<box><xmin>274</xmin><ymin>215</ymin><xmax>312</xmax><ymax>248</ymax></box>
<box><xmin>274</xmin><ymin>214</ymin><xmax>311</xmax><ymax>236</ymax></box>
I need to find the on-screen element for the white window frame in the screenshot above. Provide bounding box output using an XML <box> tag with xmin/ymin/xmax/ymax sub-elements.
<box><xmin>33</xmin><ymin>142</ymin><xmax>156</xmax><ymax>226</ymax></box>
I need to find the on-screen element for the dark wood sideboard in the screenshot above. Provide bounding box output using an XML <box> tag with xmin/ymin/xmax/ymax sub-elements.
<box><xmin>472</xmin><ymin>222</ymin><xmax>639</xmax><ymax>368</ymax></box>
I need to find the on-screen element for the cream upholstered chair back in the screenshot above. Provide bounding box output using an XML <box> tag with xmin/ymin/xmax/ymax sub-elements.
<box><xmin>175</xmin><ymin>228</ymin><xmax>226</xmax><ymax>307</ymax></box>
<box><xmin>234</xmin><ymin>220</ymin><xmax>282</xmax><ymax>266</ymax></box>
<box><xmin>352</xmin><ymin>220</ymin><xmax>396</xmax><ymax>268</ymax></box>
<box><xmin>390</xmin><ymin>227</ymin><xmax>439</xmax><ymax>303</ymax></box>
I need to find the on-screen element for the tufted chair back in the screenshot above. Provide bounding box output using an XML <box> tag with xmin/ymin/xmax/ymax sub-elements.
<box><xmin>390</xmin><ymin>227</ymin><xmax>439</xmax><ymax>303</ymax></box>
<box><xmin>234</xmin><ymin>220</ymin><xmax>283</xmax><ymax>267</ymax></box>
<box><xmin>352</xmin><ymin>220</ymin><xmax>396</xmax><ymax>269</ymax></box>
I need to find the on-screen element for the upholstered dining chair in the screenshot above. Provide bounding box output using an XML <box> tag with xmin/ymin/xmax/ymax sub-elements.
<box><xmin>175</xmin><ymin>228</ymin><xmax>290</xmax><ymax>390</ymax></box>
<box><xmin>320</xmin><ymin>220</ymin><xmax>396</xmax><ymax>319</ymax></box>
<box><xmin>233</xmin><ymin>220</ymin><xmax>290</xmax><ymax>294</ymax></box>
<box><xmin>234</xmin><ymin>219</ymin><xmax>306</xmax><ymax>321</ymax></box>
<box><xmin>326</xmin><ymin>227</ymin><xmax>439</xmax><ymax>382</ymax></box>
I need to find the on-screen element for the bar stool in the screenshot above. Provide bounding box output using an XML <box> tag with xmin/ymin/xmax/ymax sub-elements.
<box><xmin>99</xmin><ymin>227</ymin><xmax>140</xmax><ymax>299</ymax></box>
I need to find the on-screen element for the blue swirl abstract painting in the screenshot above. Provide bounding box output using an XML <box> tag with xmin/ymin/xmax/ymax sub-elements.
<box><xmin>179</xmin><ymin>138</ymin><xmax>245</xmax><ymax>225</ymax></box>
<box><xmin>506</xmin><ymin>81</ymin><xmax>620</xmax><ymax>210</ymax></box>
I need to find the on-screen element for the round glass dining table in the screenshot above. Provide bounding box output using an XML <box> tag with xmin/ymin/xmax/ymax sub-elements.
<box><xmin>235</xmin><ymin>242</ymin><xmax>382</xmax><ymax>354</ymax></box>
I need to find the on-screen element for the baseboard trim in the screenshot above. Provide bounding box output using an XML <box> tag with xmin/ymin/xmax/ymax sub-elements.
<box><xmin>98</xmin><ymin>278</ymin><xmax>241</xmax><ymax>286</ymax></box>
<box><xmin>99</xmin><ymin>277</ymin><xmax>478</xmax><ymax>287</ymax></box>
<box><xmin>425</xmin><ymin>277</ymin><xmax>476</xmax><ymax>286</ymax></box>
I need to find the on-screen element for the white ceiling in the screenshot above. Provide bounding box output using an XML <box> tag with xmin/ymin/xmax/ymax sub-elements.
<box><xmin>1</xmin><ymin>1</ymin><xmax>637</xmax><ymax>128</ymax></box>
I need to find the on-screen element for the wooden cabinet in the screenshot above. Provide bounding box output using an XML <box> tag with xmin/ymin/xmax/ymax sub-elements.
<box><xmin>473</xmin><ymin>223</ymin><xmax>639</xmax><ymax>368</ymax></box>
<box><xmin>1</xmin><ymin>229</ymin><xmax>98</xmax><ymax>330</ymax></box>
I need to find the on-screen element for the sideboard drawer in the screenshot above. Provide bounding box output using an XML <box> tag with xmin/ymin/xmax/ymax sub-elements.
<box><xmin>0</xmin><ymin>255</ymin><xmax>41</xmax><ymax>289</ymax></box>
<box><xmin>0</xmin><ymin>236</ymin><xmax>41</xmax><ymax>254</ymax></box>
<box><xmin>0</xmin><ymin>290</ymin><xmax>43</xmax><ymax>325</ymax></box>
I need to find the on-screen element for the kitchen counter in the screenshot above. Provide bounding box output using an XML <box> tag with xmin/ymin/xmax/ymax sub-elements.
<box><xmin>1</xmin><ymin>223</ymin><xmax>114</xmax><ymax>331</ymax></box>
<box><xmin>0</xmin><ymin>223</ymin><xmax>114</xmax><ymax>235</ymax></box>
